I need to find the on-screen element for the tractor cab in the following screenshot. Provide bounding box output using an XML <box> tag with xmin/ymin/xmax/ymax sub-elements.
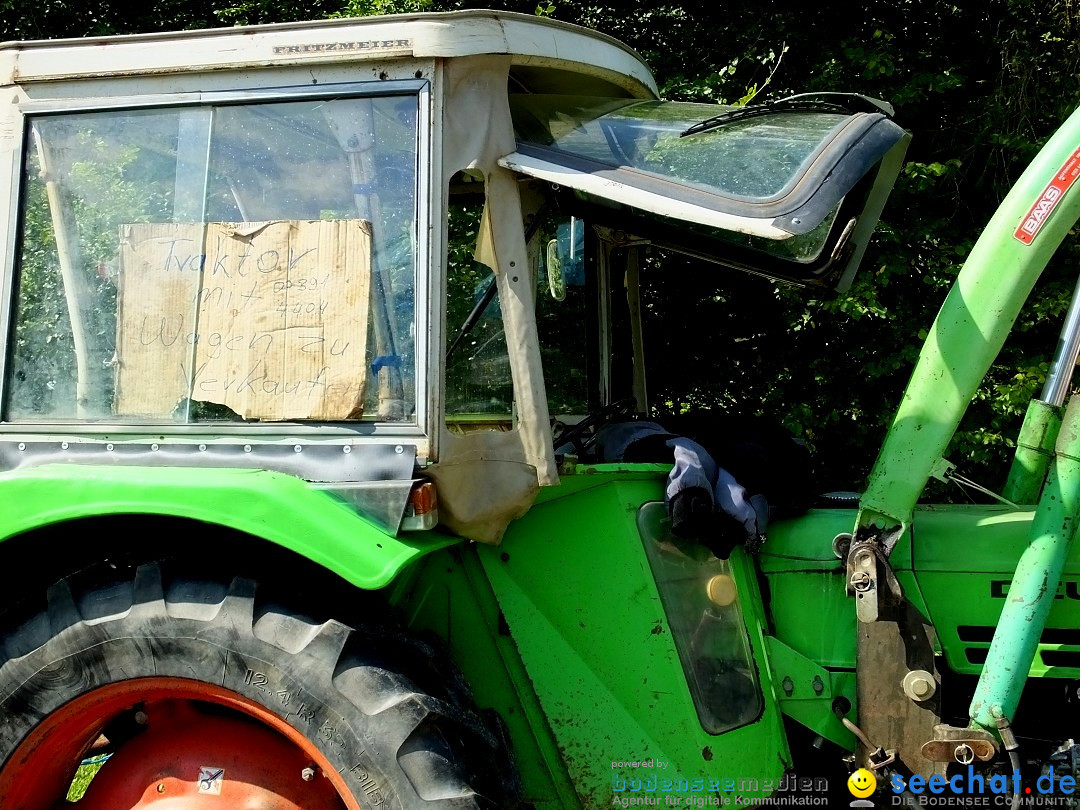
<box><xmin>0</xmin><ymin>11</ymin><xmax>906</xmax><ymax>541</ymax></box>
<box><xmin>444</xmin><ymin>86</ymin><xmax>908</xmax><ymax>540</ymax></box>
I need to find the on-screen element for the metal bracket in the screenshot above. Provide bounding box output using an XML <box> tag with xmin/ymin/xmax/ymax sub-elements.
<box><xmin>920</xmin><ymin>724</ymin><xmax>998</xmax><ymax>764</ymax></box>
<box><xmin>764</xmin><ymin>636</ymin><xmax>834</xmax><ymax>702</ymax></box>
<box><xmin>929</xmin><ymin>457</ymin><xmax>956</xmax><ymax>482</ymax></box>
<box><xmin>762</xmin><ymin>636</ymin><xmax>857</xmax><ymax>751</ymax></box>
<box><xmin>868</xmin><ymin>748</ymin><xmax>897</xmax><ymax>771</ymax></box>
<box><xmin>856</xmin><ymin>605</ymin><xmax>944</xmax><ymax>779</ymax></box>
<box><xmin>846</xmin><ymin>524</ymin><xmax>905</xmax><ymax>623</ymax></box>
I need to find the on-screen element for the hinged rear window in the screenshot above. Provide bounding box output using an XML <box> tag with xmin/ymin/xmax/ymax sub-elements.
<box><xmin>501</xmin><ymin>94</ymin><xmax>909</xmax><ymax>289</ymax></box>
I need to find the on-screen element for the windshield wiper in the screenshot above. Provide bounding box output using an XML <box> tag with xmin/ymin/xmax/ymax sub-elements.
<box><xmin>680</xmin><ymin>93</ymin><xmax>893</xmax><ymax>139</ymax></box>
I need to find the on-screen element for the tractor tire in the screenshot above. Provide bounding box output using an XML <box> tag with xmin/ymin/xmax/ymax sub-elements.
<box><xmin>0</xmin><ymin>561</ymin><xmax>516</xmax><ymax>809</ymax></box>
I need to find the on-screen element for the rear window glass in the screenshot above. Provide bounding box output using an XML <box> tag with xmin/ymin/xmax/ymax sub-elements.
<box><xmin>510</xmin><ymin>96</ymin><xmax>849</xmax><ymax>202</ymax></box>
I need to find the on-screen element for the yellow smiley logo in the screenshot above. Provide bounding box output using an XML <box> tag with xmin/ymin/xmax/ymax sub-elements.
<box><xmin>847</xmin><ymin>768</ymin><xmax>877</xmax><ymax>799</ymax></box>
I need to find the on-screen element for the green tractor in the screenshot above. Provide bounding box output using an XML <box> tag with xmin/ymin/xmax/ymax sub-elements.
<box><xmin>0</xmin><ymin>9</ymin><xmax>1077</xmax><ymax>808</ymax></box>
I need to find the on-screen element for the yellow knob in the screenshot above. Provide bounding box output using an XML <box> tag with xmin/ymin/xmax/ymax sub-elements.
<box><xmin>706</xmin><ymin>574</ymin><xmax>737</xmax><ymax>606</ymax></box>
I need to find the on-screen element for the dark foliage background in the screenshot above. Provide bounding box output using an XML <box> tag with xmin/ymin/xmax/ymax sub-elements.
<box><xmin>5</xmin><ymin>0</ymin><xmax>1079</xmax><ymax>495</ymax></box>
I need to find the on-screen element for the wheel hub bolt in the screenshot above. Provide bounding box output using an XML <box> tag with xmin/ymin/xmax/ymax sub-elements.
<box><xmin>301</xmin><ymin>766</ymin><xmax>316</xmax><ymax>782</ymax></box>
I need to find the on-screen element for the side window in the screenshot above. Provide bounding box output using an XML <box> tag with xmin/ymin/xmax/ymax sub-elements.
<box><xmin>442</xmin><ymin>196</ymin><xmax>592</xmax><ymax>430</ymax></box>
<box><xmin>7</xmin><ymin>91</ymin><xmax>420</xmax><ymax>424</ymax></box>
<box><xmin>444</xmin><ymin>171</ymin><xmax>513</xmax><ymax>427</ymax></box>
<box><xmin>536</xmin><ymin>216</ymin><xmax>590</xmax><ymax>416</ymax></box>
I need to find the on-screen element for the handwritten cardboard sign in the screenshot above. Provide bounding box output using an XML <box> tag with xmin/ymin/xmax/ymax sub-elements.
<box><xmin>115</xmin><ymin>220</ymin><xmax>371</xmax><ymax>420</ymax></box>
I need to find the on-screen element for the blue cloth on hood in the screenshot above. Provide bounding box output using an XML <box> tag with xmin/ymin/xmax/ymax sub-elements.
<box><xmin>594</xmin><ymin>420</ymin><xmax>769</xmax><ymax>542</ymax></box>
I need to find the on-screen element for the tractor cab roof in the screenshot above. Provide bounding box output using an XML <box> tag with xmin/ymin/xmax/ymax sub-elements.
<box><xmin>0</xmin><ymin>10</ymin><xmax>657</xmax><ymax>99</ymax></box>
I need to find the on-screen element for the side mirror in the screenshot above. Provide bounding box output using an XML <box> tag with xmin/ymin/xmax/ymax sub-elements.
<box><xmin>545</xmin><ymin>238</ymin><xmax>567</xmax><ymax>301</ymax></box>
<box><xmin>544</xmin><ymin>218</ymin><xmax>585</xmax><ymax>301</ymax></box>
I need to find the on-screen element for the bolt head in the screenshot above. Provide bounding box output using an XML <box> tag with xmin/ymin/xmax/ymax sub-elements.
<box><xmin>902</xmin><ymin>669</ymin><xmax>937</xmax><ymax>701</ymax></box>
<box><xmin>301</xmin><ymin>766</ymin><xmax>316</xmax><ymax>782</ymax></box>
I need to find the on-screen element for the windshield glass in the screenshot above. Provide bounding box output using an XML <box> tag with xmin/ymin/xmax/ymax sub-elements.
<box><xmin>510</xmin><ymin>96</ymin><xmax>849</xmax><ymax>201</ymax></box>
<box><xmin>7</xmin><ymin>91</ymin><xmax>419</xmax><ymax>424</ymax></box>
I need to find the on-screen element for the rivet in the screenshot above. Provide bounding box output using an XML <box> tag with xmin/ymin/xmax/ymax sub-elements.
<box><xmin>150</xmin><ymin>443</ymin><xmax>159</xmax><ymax>451</ymax></box>
<box><xmin>17</xmin><ymin>442</ymin><xmax>25</xmax><ymax>451</ymax></box>
<box><xmin>243</xmin><ymin>444</ymin><xmax>252</xmax><ymax>453</ymax></box>
<box><xmin>343</xmin><ymin>445</ymin><xmax>352</xmax><ymax>454</ymax></box>
<box><xmin>61</xmin><ymin>441</ymin><xmax>69</xmax><ymax>450</ymax></box>
<box><xmin>157</xmin><ymin>784</ymin><xmax>166</xmax><ymax>794</ymax></box>
<box><xmin>395</xmin><ymin>445</ymin><xmax>404</xmax><ymax>454</ymax></box>
<box><xmin>106</xmin><ymin>443</ymin><xmax>114</xmax><ymax>452</ymax></box>
<box><xmin>294</xmin><ymin>445</ymin><xmax>303</xmax><ymax>453</ymax></box>
<box><xmin>198</xmin><ymin>444</ymin><xmax>207</xmax><ymax>452</ymax></box>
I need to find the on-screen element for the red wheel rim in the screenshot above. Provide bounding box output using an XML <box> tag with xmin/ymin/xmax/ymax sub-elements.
<box><xmin>0</xmin><ymin>677</ymin><xmax>363</xmax><ymax>810</ymax></box>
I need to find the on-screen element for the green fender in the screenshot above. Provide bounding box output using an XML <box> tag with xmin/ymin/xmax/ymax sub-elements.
<box><xmin>0</xmin><ymin>464</ymin><xmax>458</xmax><ymax>588</ymax></box>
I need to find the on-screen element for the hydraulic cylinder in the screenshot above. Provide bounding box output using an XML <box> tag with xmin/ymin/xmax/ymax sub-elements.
<box><xmin>970</xmin><ymin>395</ymin><xmax>1080</xmax><ymax>729</ymax></box>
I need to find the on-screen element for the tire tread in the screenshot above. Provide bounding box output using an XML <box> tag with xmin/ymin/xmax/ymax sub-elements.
<box><xmin>0</xmin><ymin>562</ymin><xmax>519</xmax><ymax>808</ymax></box>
